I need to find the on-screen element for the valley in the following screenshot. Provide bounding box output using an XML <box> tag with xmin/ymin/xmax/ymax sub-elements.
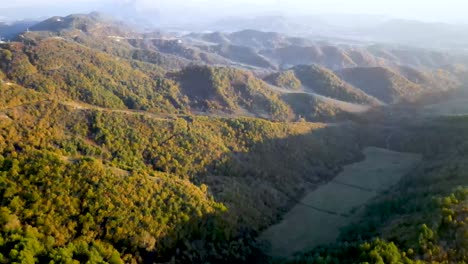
<box><xmin>423</xmin><ymin>96</ymin><xmax>468</xmax><ymax>116</ymax></box>
<box><xmin>0</xmin><ymin>10</ymin><xmax>466</xmax><ymax>264</ymax></box>
<box><xmin>260</xmin><ymin>147</ymin><xmax>422</xmax><ymax>258</ymax></box>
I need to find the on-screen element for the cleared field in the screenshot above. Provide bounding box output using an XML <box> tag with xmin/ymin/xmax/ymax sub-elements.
<box><xmin>259</xmin><ymin>147</ymin><xmax>421</xmax><ymax>257</ymax></box>
<box><xmin>424</xmin><ymin>98</ymin><xmax>468</xmax><ymax>116</ymax></box>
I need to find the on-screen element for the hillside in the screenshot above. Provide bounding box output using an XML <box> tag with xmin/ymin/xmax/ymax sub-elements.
<box><xmin>281</xmin><ymin>93</ymin><xmax>354</xmax><ymax>121</ymax></box>
<box><xmin>0</xmin><ymin>39</ymin><xmax>186</xmax><ymax>112</ymax></box>
<box><xmin>0</xmin><ymin>12</ymin><xmax>467</xmax><ymax>264</ymax></box>
<box><xmin>0</xmin><ymin>82</ymin><xmax>365</xmax><ymax>262</ymax></box>
<box><xmin>127</xmin><ymin>38</ymin><xmax>233</xmax><ymax>66</ymax></box>
<box><xmin>173</xmin><ymin>65</ymin><xmax>292</xmax><ymax>120</ymax></box>
<box><xmin>260</xmin><ymin>45</ymin><xmax>358</xmax><ymax>70</ymax></box>
<box><xmin>1</xmin><ymin>35</ymin><xmax>372</xmax><ymax>122</ymax></box>
<box><xmin>292</xmin><ymin>65</ymin><xmax>380</xmax><ymax>105</ymax></box>
<box><xmin>337</xmin><ymin>66</ymin><xmax>424</xmax><ymax>103</ymax></box>
<box><xmin>0</xmin><ymin>39</ymin><xmax>292</xmax><ymax>120</ymax></box>
<box><xmin>283</xmin><ymin>108</ymin><xmax>468</xmax><ymax>264</ymax></box>
<box><xmin>187</xmin><ymin>29</ymin><xmax>312</xmax><ymax>50</ymax></box>
<box><xmin>200</xmin><ymin>44</ymin><xmax>276</xmax><ymax>69</ymax></box>
<box><xmin>29</xmin><ymin>12</ymin><xmax>130</xmax><ymax>36</ymax></box>
<box><xmin>263</xmin><ymin>70</ymin><xmax>302</xmax><ymax>91</ymax></box>
<box><xmin>1</xmin><ymin>78</ymin><xmax>467</xmax><ymax>263</ymax></box>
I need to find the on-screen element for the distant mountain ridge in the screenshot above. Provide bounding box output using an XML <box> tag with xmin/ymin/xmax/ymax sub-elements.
<box><xmin>0</xmin><ymin>12</ymin><xmax>465</xmax><ymax>121</ymax></box>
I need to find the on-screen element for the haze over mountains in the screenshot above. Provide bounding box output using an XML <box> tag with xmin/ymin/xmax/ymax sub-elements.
<box><xmin>3</xmin><ymin>1</ymin><xmax>468</xmax><ymax>52</ymax></box>
<box><xmin>0</xmin><ymin>5</ymin><xmax>467</xmax><ymax>264</ymax></box>
<box><xmin>0</xmin><ymin>12</ymin><xmax>465</xmax><ymax>122</ymax></box>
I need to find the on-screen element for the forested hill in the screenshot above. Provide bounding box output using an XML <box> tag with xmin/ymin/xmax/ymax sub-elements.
<box><xmin>0</xmin><ymin>38</ymin><xmax>372</xmax><ymax>122</ymax></box>
<box><xmin>0</xmin><ymin>12</ymin><xmax>466</xmax><ymax>264</ymax></box>
<box><xmin>0</xmin><ymin>82</ymin><xmax>365</xmax><ymax>262</ymax></box>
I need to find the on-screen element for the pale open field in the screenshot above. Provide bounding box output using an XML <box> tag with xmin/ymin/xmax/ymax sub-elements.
<box><xmin>258</xmin><ymin>147</ymin><xmax>421</xmax><ymax>257</ymax></box>
<box><xmin>424</xmin><ymin>98</ymin><xmax>468</xmax><ymax>116</ymax></box>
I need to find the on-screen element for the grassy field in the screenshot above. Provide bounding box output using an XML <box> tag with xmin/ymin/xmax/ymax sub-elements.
<box><xmin>423</xmin><ymin>98</ymin><xmax>468</xmax><ymax>116</ymax></box>
<box><xmin>258</xmin><ymin>147</ymin><xmax>421</xmax><ymax>257</ymax></box>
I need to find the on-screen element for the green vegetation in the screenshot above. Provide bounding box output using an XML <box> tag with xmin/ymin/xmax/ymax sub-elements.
<box><xmin>175</xmin><ymin>65</ymin><xmax>293</xmax><ymax>120</ymax></box>
<box><xmin>203</xmin><ymin>44</ymin><xmax>275</xmax><ymax>69</ymax></box>
<box><xmin>0</xmin><ymin>40</ymin><xmax>186</xmax><ymax>112</ymax></box>
<box><xmin>292</xmin><ymin>65</ymin><xmax>379</xmax><ymax>105</ymax></box>
<box><xmin>1</xmin><ymin>15</ymin><xmax>467</xmax><ymax>263</ymax></box>
<box><xmin>0</xmin><ymin>151</ymin><xmax>232</xmax><ymax>263</ymax></box>
<box><xmin>260</xmin><ymin>148</ymin><xmax>421</xmax><ymax>258</ymax></box>
<box><xmin>281</xmin><ymin>93</ymin><xmax>351</xmax><ymax>121</ymax></box>
<box><xmin>264</xmin><ymin>70</ymin><xmax>302</xmax><ymax>91</ymax></box>
<box><xmin>0</xmin><ymin>82</ymin><xmax>363</xmax><ymax>262</ymax></box>
<box><xmin>283</xmin><ymin>186</ymin><xmax>467</xmax><ymax>264</ymax></box>
<box><xmin>279</xmin><ymin>113</ymin><xmax>468</xmax><ymax>264</ymax></box>
<box><xmin>338</xmin><ymin>66</ymin><xmax>423</xmax><ymax>104</ymax></box>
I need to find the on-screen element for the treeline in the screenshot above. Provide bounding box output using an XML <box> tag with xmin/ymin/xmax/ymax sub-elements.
<box><xmin>280</xmin><ymin>114</ymin><xmax>468</xmax><ymax>264</ymax></box>
<box><xmin>284</xmin><ymin>186</ymin><xmax>467</xmax><ymax>264</ymax></box>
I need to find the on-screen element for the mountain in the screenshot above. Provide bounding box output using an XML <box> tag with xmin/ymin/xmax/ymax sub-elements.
<box><xmin>393</xmin><ymin>65</ymin><xmax>460</xmax><ymax>91</ymax></box>
<box><xmin>281</xmin><ymin>92</ymin><xmax>365</xmax><ymax>122</ymax></box>
<box><xmin>0</xmin><ymin>20</ymin><xmax>37</xmax><ymax>40</ymax></box>
<box><xmin>291</xmin><ymin>65</ymin><xmax>380</xmax><ymax>105</ymax></box>
<box><xmin>197</xmin><ymin>29</ymin><xmax>312</xmax><ymax>50</ymax></box>
<box><xmin>18</xmin><ymin>14</ymin><xmax>190</xmax><ymax>71</ymax></box>
<box><xmin>173</xmin><ymin>65</ymin><xmax>292</xmax><ymax>120</ymax></box>
<box><xmin>0</xmin><ymin>81</ymin><xmax>364</xmax><ymax>262</ymax></box>
<box><xmin>14</xmin><ymin>13</ymin><xmax>468</xmax><ymax>77</ymax></box>
<box><xmin>4</xmin><ymin>13</ymin><xmax>463</xmax><ymax>114</ymax></box>
<box><xmin>0</xmin><ymin>12</ymin><xmax>467</xmax><ymax>264</ymax></box>
<box><xmin>263</xmin><ymin>70</ymin><xmax>302</xmax><ymax>91</ymax></box>
<box><xmin>199</xmin><ymin>44</ymin><xmax>276</xmax><ymax>69</ymax></box>
<box><xmin>336</xmin><ymin>66</ymin><xmax>424</xmax><ymax>103</ymax></box>
<box><xmin>261</xmin><ymin>45</ymin><xmax>358</xmax><ymax>70</ymax></box>
<box><xmin>29</xmin><ymin>12</ymin><xmax>128</xmax><ymax>35</ymax></box>
<box><xmin>205</xmin><ymin>15</ymin><xmax>468</xmax><ymax>52</ymax></box>
<box><xmin>127</xmin><ymin>38</ymin><xmax>233</xmax><ymax>66</ymax></box>
<box><xmin>0</xmin><ymin>38</ymin><xmax>185</xmax><ymax>112</ymax></box>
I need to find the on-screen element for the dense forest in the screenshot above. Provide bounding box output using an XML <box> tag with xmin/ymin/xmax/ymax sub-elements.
<box><xmin>1</xmin><ymin>74</ymin><xmax>467</xmax><ymax>264</ymax></box>
<box><xmin>0</xmin><ymin>83</ymin><xmax>365</xmax><ymax>262</ymax></box>
<box><xmin>0</xmin><ymin>12</ymin><xmax>467</xmax><ymax>263</ymax></box>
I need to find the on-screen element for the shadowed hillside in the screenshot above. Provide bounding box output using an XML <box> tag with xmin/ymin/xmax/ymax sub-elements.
<box><xmin>337</xmin><ymin>66</ymin><xmax>423</xmax><ymax>103</ymax></box>
<box><xmin>292</xmin><ymin>65</ymin><xmax>380</xmax><ymax>105</ymax></box>
<box><xmin>281</xmin><ymin>93</ymin><xmax>353</xmax><ymax>122</ymax></box>
<box><xmin>0</xmin><ymin>85</ymin><xmax>366</xmax><ymax>262</ymax></box>
<box><xmin>1</xmin><ymin>11</ymin><xmax>467</xmax><ymax>264</ymax></box>
<box><xmin>173</xmin><ymin>65</ymin><xmax>293</xmax><ymax>120</ymax></box>
<box><xmin>200</xmin><ymin>44</ymin><xmax>276</xmax><ymax>69</ymax></box>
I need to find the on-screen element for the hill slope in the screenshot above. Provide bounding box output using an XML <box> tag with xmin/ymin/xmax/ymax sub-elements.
<box><xmin>173</xmin><ymin>65</ymin><xmax>293</xmax><ymax>120</ymax></box>
<box><xmin>337</xmin><ymin>66</ymin><xmax>424</xmax><ymax>103</ymax></box>
<box><xmin>292</xmin><ymin>65</ymin><xmax>380</xmax><ymax>105</ymax></box>
<box><xmin>0</xmin><ymin>39</ymin><xmax>186</xmax><ymax>112</ymax></box>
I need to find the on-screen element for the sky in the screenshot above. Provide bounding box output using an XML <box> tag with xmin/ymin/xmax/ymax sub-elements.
<box><xmin>1</xmin><ymin>0</ymin><xmax>468</xmax><ymax>23</ymax></box>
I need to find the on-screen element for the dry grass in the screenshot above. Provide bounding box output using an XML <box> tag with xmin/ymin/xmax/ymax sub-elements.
<box><xmin>258</xmin><ymin>147</ymin><xmax>421</xmax><ymax>257</ymax></box>
<box><xmin>424</xmin><ymin>98</ymin><xmax>468</xmax><ymax>116</ymax></box>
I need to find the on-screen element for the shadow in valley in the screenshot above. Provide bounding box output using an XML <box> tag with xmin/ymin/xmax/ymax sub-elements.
<box><xmin>139</xmin><ymin>122</ymin><xmax>367</xmax><ymax>263</ymax></box>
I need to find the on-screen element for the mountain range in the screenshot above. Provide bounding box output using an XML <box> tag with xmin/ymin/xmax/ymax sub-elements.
<box><xmin>0</xmin><ymin>12</ymin><xmax>465</xmax><ymax>122</ymax></box>
<box><xmin>0</xmin><ymin>12</ymin><xmax>467</xmax><ymax>263</ymax></box>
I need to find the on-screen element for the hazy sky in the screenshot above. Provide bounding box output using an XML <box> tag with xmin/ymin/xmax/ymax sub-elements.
<box><xmin>2</xmin><ymin>0</ymin><xmax>468</xmax><ymax>23</ymax></box>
